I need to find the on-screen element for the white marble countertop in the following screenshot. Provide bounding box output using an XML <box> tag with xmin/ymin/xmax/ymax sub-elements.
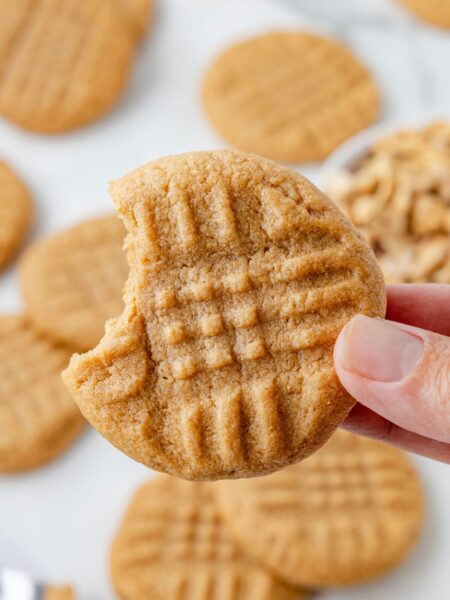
<box><xmin>0</xmin><ymin>0</ymin><xmax>449</xmax><ymax>598</ymax></box>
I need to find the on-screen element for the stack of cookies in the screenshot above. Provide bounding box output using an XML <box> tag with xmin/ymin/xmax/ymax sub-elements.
<box><xmin>110</xmin><ymin>430</ymin><xmax>424</xmax><ymax>599</ymax></box>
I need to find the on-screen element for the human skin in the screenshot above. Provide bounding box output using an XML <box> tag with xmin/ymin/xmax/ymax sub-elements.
<box><xmin>334</xmin><ymin>284</ymin><xmax>450</xmax><ymax>463</ymax></box>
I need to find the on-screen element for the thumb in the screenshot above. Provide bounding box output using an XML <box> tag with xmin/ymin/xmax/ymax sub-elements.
<box><xmin>334</xmin><ymin>315</ymin><xmax>450</xmax><ymax>444</ymax></box>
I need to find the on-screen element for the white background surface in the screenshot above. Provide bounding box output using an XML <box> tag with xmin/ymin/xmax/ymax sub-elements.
<box><xmin>0</xmin><ymin>0</ymin><xmax>450</xmax><ymax>598</ymax></box>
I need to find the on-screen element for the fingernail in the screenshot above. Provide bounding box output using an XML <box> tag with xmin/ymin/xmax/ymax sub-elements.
<box><xmin>338</xmin><ymin>316</ymin><xmax>424</xmax><ymax>382</ymax></box>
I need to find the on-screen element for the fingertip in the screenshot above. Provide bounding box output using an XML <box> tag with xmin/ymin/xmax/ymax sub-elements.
<box><xmin>333</xmin><ymin>314</ymin><xmax>362</xmax><ymax>371</ymax></box>
<box><xmin>335</xmin><ymin>316</ymin><xmax>450</xmax><ymax>445</ymax></box>
<box><xmin>334</xmin><ymin>315</ymin><xmax>375</xmax><ymax>387</ymax></box>
<box><xmin>334</xmin><ymin>316</ymin><xmax>423</xmax><ymax>383</ymax></box>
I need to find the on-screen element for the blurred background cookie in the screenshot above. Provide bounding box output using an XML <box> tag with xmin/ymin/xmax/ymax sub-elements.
<box><xmin>397</xmin><ymin>0</ymin><xmax>450</xmax><ymax>28</ymax></box>
<box><xmin>327</xmin><ymin>122</ymin><xmax>450</xmax><ymax>284</ymax></box>
<box><xmin>20</xmin><ymin>215</ymin><xmax>128</xmax><ymax>352</ymax></box>
<box><xmin>202</xmin><ymin>31</ymin><xmax>379</xmax><ymax>163</ymax></box>
<box><xmin>0</xmin><ymin>0</ymin><xmax>151</xmax><ymax>133</ymax></box>
<box><xmin>0</xmin><ymin>161</ymin><xmax>32</xmax><ymax>271</ymax></box>
<box><xmin>119</xmin><ymin>0</ymin><xmax>155</xmax><ymax>40</ymax></box>
<box><xmin>63</xmin><ymin>151</ymin><xmax>385</xmax><ymax>481</ymax></box>
<box><xmin>44</xmin><ymin>586</ymin><xmax>75</xmax><ymax>600</ymax></box>
<box><xmin>215</xmin><ymin>430</ymin><xmax>424</xmax><ymax>588</ymax></box>
<box><xmin>111</xmin><ymin>475</ymin><xmax>305</xmax><ymax>600</ymax></box>
<box><xmin>0</xmin><ymin>315</ymin><xmax>84</xmax><ymax>473</ymax></box>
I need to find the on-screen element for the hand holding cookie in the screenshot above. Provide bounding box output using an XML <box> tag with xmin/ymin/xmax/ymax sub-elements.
<box><xmin>335</xmin><ymin>283</ymin><xmax>450</xmax><ymax>463</ymax></box>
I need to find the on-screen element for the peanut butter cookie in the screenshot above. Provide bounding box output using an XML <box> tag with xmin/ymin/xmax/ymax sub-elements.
<box><xmin>202</xmin><ymin>32</ymin><xmax>379</xmax><ymax>163</ymax></box>
<box><xmin>215</xmin><ymin>430</ymin><xmax>424</xmax><ymax>587</ymax></box>
<box><xmin>118</xmin><ymin>0</ymin><xmax>154</xmax><ymax>40</ymax></box>
<box><xmin>398</xmin><ymin>0</ymin><xmax>450</xmax><ymax>28</ymax></box>
<box><xmin>0</xmin><ymin>161</ymin><xmax>32</xmax><ymax>271</ymax></box>
<box><xmin>20</xmin><ymin>215</ymin><xmax>128</xmax><ymax>352</ymax></box>
<box><xmin>63</xmin><ymin>150</ymin><xmax>385</xmax><ymax>480</ymax></box>
<box><xmin>0</xmin><ymin>315</ymin><xmax>84</xmax><ymax>473</ymax></box>
<box><xmin>0</xmin><ymin>0</ymin><xmax>145</xmax><ymax>133</ymax></box>
<box><xmin>111</xmin><ymin>475</ymin><xmax>305</xmax><ymax>600</ymax></box>
<box><xmin>44</xmin><ymin>587</ymin><xmax>75</xmax><ymax>600</ymax></box>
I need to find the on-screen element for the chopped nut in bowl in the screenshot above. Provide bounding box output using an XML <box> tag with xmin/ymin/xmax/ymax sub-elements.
<box><xmin>325</xmin><ymin>120</ymin><xmax>450</xmax><ymax>284</ymax></box>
